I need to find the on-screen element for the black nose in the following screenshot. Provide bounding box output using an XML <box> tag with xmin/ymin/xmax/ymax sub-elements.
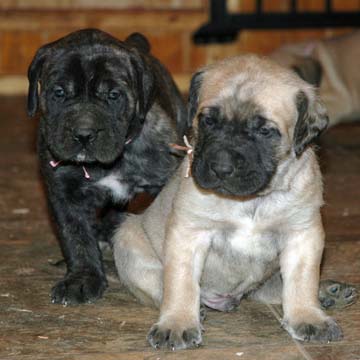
<box><xmin>73</xmin><ymin>127</ymin><xmax>97</xmax><ymax>145</ymax></box>
<box><xmin>210</xmin><ymin>151</ymin><xmax>235</xmax><ymax>179</ymax></box>
<box><xmin>210</xmin><ymin>161</ymin><xmax>235</xmax><ymax>178</ymax></box>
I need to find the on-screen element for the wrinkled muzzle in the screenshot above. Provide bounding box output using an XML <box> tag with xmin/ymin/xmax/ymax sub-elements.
<box><xmin>45</xmin><ymin>105</ymin><xmax>127</xmax><ymax>164</ymax></box>
<box><xmin>192</xmin><ymin>138</ymin><xmax>278</xmax><ymax>197</ymax></box>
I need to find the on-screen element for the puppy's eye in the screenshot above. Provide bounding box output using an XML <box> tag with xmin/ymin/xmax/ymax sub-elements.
<box><xmin>201</xmin><ymin>115</ymin><xmax>216</xmax><ymax>127</ymax></box>
<box><xmin>108</xmin><ymin>89</ymin><xmax>121</xmax><ymax>100</ymax></box>
<box><xmin>53</xmin><ymin>86</ymin><xmax>65</xmax><ymax>98</ymax></box>
<box><xmin>258</xmin><ymin>127</ymin><xmax>271</xmax><ymax>136</ymax></box>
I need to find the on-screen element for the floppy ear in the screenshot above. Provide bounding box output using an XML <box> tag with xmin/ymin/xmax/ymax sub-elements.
<box><xmin>188</xmin><ymin>70</ymin><xmax>204</xmax><ymax>129</ymax></box>
<box><xmin>27</xmin><ymin>46</ymin><xmax>50</xmax><ymax>117</ymax></box>
<box><xmin>126</xmin><ymin>53</ymin><xmax>156</xmax><ymax>140</ymax></box>
<box><xmin>293</xmin><ymin>91</ymin><xmax>329</xmax><ymax>156</ymax></box>
<box><xmin>292</xmin><ymin>57</ymin><xmax>323</xmax><ymax>87</ymax></box>
<box><xmin>130</xmin><ymin>54</ymin><xmax>155</xmax><ymax>122</ymax></box>
<box><xmin>125</xmin><ymin>33</ymin><xmax>151</xmax><ymax>54</ymax></box>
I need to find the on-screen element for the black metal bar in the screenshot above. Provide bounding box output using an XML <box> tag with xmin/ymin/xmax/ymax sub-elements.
<box><xmin>229</xmin><ymin>12</ymin><xmax>360</xmax><ymax>28</ymax></box>
<box><xmin>210</xmin><ymin>0</ymin><xmax>227</xmax><ymax>24</ymax></box>
<box><xmin>326</xmin><ymin>0</ymin><xmax>332</xmax><ymax>13</ymax></box>
<box><xmin>193</xmin><ymin>0</ymin><xmax>360</xmax><ymax>44</ymax></box>
<box><xmin>290</xmin><ymin>0</ymin><xmax>297</xmax><ymax>13</ymax></box>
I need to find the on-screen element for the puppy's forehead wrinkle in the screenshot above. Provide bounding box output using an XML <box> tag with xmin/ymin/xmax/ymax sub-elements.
<box><xmin>45</xmin><ymin>52</ymin><xmax>133</xmax><ymax>94</ymax></box>
<box><xmin>203</xmin><ymin>100</ymin><xmax>265</xmax><ymax>128</ymax></box>
<box><xmin>217</xmin><ymin>73</ymin><xmax>248</xmax><ymax>99</ymax></box>
<box><xmin>92</xmin><ymin>54</ymin><xmax>132</xmax><ymax>74</ymax></box>
<box><xmin>198</xmin><ymin>54</ymin><xmax>312</xmax><ymax>127</ymax></box>
<box><xmin>67</xmin><ymin>55</ymin><xmax>86</xmax><ymax>86</ymax></box>
<box><xmin>223</xmin><ymin>99</ymin><xmax>264</xmax><ymax>122</ymax></box>
<box><xmin>48</xmin><ymin>40</ymin><xmax>129</xmax><ymax>61</ymax></box>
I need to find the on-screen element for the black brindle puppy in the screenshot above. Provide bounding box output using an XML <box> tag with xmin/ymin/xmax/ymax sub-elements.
<box><xmin>27</xmin><ymin>29</ymin><xmax>187</xmax><ymax>305</ymax></box>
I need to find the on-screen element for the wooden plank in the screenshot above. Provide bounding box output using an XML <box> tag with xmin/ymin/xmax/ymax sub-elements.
<box><xmin>0</xmin><ymin>0</ymin><xmax>207</xmax><ymax>11</ymax></box>
<box><xmin>0</xmin><ymin>10</ymin><xmax>207</xmax><ymax>32</ymax></box>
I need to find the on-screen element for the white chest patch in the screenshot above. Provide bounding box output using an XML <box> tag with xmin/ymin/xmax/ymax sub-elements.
<box><xmin>230</xmin><ymin>228</ymin><xmax>277</xmax><ymax>259</ymax></box>
<box><xmin>96</xmin><ymin>174</ymin><xmax>130</xmax><ymax>202</ymax></box>
<box><xmin>214</xmin><ymin>218</ymin><xmax>279</xmax><ymax>261</ymax></box>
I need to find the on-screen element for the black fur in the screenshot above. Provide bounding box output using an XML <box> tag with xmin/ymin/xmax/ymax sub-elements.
<box><xmin>27</xmin><ymin>29</ymin><xmax>187</xmax><ymax>304</ymax></box>
<box><xmin>191</xmin><ymin>104</ymin><xmax>281</xmax><ymax>197</ymax></box>
<box><xmin>125</xmin><ymin>32</ymin><xmax>151</xmax><ymax>54</ymax></box>
<box><xmin>187</xmin><ymin>70</ymin><xmax>204</xmax><ymax>129</ymax></box>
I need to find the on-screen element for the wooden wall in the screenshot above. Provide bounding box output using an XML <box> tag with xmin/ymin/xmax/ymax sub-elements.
<box><xmin>0</xmin><ymin>0</ymin><xmax>359</xmax><ymax>94</ymax></box>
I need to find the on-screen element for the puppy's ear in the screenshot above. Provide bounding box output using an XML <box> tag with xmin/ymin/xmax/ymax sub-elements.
<box><xmin>27</xmin><ymin>45</ymin><xmax>50</xmax><ymax>117</ymax></box>
<box><xmin>125</xmin><ymin>33</ymin><xmax>151</xmax><ymax>54</ymax></box>
<box><xmin>131</xmin><ymin>55</ymin><xmax>155</xmax><ymax>122</ymax></box>
<box><xmin>188</xmin><ymin>70</ymin><xmax>204</xmax><ymax>128</ymax></box>
<box><xmin>292</xmin><ymin>57</ymin><xmax>322</xmax><ymax>87</ymax></box>
<box><xmin>293</xmin><ymin>90</ymin><xmax>329</xmax><ymax>156</ymax></box>
<box><xmin>127</xmin><ymin>53</ymin><xmax>155</xmax><ymax>139</ymax></box>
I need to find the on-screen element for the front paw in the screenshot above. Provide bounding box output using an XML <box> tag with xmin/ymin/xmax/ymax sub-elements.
<box><xmin>51</xmin><ymin>271</ymin><xmax>107</xmax><ymax>305</ymax></box>
<box><xmin>147</xmin><ymin>322</ymin><xmax>202</xmax><ymax>350</ymax></box>
<box><xmin>284</xmin><ymin>312</ymin><xmax>343</xmax><ymax>342</ymax></box>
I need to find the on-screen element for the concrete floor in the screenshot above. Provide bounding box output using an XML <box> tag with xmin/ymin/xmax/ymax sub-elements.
<box><xmin>0</xmin><ymin>97</ymin><xmax>359</xmax><ymax>360</ymax></box>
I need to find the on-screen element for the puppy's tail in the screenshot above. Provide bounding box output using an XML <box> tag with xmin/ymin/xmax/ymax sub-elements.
<box><xmin>125</xmin><ymin>33</ymin><xmax>151</xmax><ymax>53</ymax></box>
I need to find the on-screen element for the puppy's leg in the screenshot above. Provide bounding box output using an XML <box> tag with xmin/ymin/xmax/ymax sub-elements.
<box><xmin>113</xmin><ymin>216</ymin><xmax>163</xmax><ymax>307</ymax></box>
<box><xmin>48</xmin><ymin>178</ymin><xmax>108</xmax><ymax>305</ymax></box>
<box><xmin>249</xmin><ymin>272</ymin><xmax>357</xmax><ymax>311</ymax></box>
<box><xmin>281</xmin><ymin>220</ymin><xmax>343</xmax><ymax>342</ymax></box>
<box><xmin>147</xmin><ymin>220</ymin><xmax>211</xmax><ymax>350</ymax></box>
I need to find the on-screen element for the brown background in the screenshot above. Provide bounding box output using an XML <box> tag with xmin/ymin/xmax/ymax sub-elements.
<box><xmin>0</xmin><ymin>0</ymin><xmax>359</xmax><ymax>94</ymax></box>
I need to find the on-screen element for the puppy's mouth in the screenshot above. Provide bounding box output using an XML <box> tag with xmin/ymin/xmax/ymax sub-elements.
<box><xmin>48</xmin><ymin>145</ymin><xmax>118</xmax><ymax>165</ymax></box>
<box><xmin>192</xmin><ymin>160</ymin><xmax>272</xmax><ymax>197</ymax></box>
<box><xmin>72</xmin><ymin>148</ymin><xmax>121</xmax><ymax>164</ymax></box>
<box><xmin>60</xmin><ymin>146</ymin><xmax>98</xmax><ymax>164</ymax></box>
<box><xmin>195</xmin><ymin>177</ymin><xmax>265</xmax><ymax>197</ymax></box>
<box><xmin>75</xmin><ymin>150</ymin><xmax>87</xmax><ymax>163</ymax></box>
<box><xmin>72</xmin><ymin>147</ymin><xmax>103</xmax><ymax>164</ymax></box>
